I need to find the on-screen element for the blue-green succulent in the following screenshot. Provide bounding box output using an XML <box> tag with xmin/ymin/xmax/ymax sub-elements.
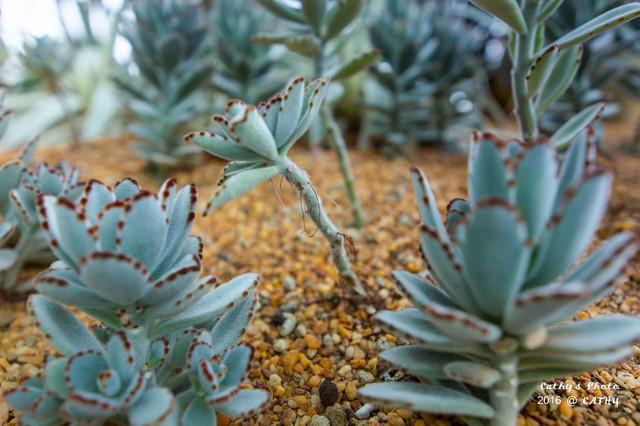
<box><xmin>0</xmin><ymin>131</ymin><xmax>82</xmax><ymax>292</ymax></box>
<box><xmin>253</xmin><ymin>0</ymin><xmax>380</xmax><ymax>228</ymax></box>
<box><xmin>360</xmin><ymin>0</ymin><xmax>497</xmax><ymax>154</ymax></box>
<box><xmin>357</xmin><ymin>2</ymin><xmax>639</xmax><ymax>423</ymax></box>
<box><xmin>114</xmin><ymin>0</ymin><xmax>212</xmax><ymax>168</ymax></box>
<box><xmin>541</xmin><ymin>0</ymin><xmax>640</xmax><ymax>139</ymax></box>
<box><xmin>358</xmin><ymin>129</ymin><xmax>640</xmax><ymax>425</ymax></box>
<box><xmin>5</xmin><ymin>178</ymin><xmax>267</xmax><ymax>425</ymax></box>
<box><xmin>211</xmin><ymin>0</ymin><xmax>286</xmax><ymax>105</ymax></box>
<box><xmin>187</xmin><ymin>77</ymin><xmax>365</xmax><ymax>294</ymax></box>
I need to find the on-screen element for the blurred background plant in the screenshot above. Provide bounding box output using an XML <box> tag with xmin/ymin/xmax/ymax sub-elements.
<box><xmin>1</xmin><ymin>0</ymin><xmax>124</xmax><ymax>149</ymax></box>
<box><xmin>0</xmin><ymin>0</ymin><xmax>638</xmax><ymax>159</ymax></box>
<box><xmin>541</xmin><ymin>0</ymin><xmax>640</xmax><ymax>143</ymax></box>
<box><xmin>209</xmin><ymin>0</ymin><xmax>286</xmax><ymax>105</ymax></box>
<box><xmin>253</xmin><ymin>0</ymin><xmax>380</xmax><ymax>227</ymax></box>
<box><xmin>358</xmin><ymin>0</ymin><xmax>506</xmax><ymax>155</ymax></box>
<box><xmin>113</xmin><ymin>0</ymin><xmax>213</xmax><ymax>170</ymax></box>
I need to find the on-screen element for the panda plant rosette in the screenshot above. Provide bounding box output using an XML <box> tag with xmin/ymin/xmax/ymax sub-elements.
<box><xmin>358</xmin><ymin>0</ymin><xmax>640</xmax><ymax>425</ymax></box>
<box><xmin>4</xmin><ymin>177</ymin><xmax>268</xmax><ymax>425</ymax></box>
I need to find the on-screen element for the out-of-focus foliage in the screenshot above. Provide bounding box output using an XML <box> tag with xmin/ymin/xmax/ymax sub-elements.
<box><xmin>210</xmin><ymin>0</ymin><xmax>286</xmax><ymax>104</ymax></box>
<box><xmin>114</xmin><ymin>0</ymin><xmax>212</xmax><ymax>168</ymax></box>
<box><xmin>359</xmin><ymin>0</ymin><xmax>504</xmax><ymax>154</ymax></box>
<box><xmin>1</xmin><ymin>1</ymin><xmax>123</xmax><ymax>149</ymax></box>
<box><xmin>542</xmin><ymin>0</ymin><xmax>640</xmax><ymax>138</ymax></box>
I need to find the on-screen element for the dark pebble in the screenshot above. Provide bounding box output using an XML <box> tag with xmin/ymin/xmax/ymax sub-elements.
<box><xmin>319</xmin><ymin>380</ymin><xmax>339</xmax><ymax>406</ymax></box>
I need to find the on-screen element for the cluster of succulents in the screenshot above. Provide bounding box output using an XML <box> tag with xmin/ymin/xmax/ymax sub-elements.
<box><xmin>541</xmin><ymin>0</ymin><xmax>640</xmax><ymax>138</ymax></box>
<box><xmin>0</xmin><ymin>96</ymin><xmax>83</xmax><ymax>292</ymax></box>
<box><xmin>360</xmin><ymin>0</ymin><xmax>498</xmax><ymax>154</ymax></box>
<box><xmin>186</xmin><ymin>76</ymin><xmax>365</xmax><ymax>295</ymax></box>
<box><xmin>115</xmin><ymin>0</ymin><xmax>212</xmax><ymax>168</ymax></box>
<box><xmin>210</xmin><ymin>0</ymin><xmax>286</xmax><ymax>105</ymax></box>
<box><xmin>359</xmin><ymin>0</ymin><xmax>640</xmax><ymax>424</ymax></box>
<box><xmin>254</xmin><ymin>0</ymin><xmax>381</xmax><ymax>227</ymax></box>
<box><xmin>4</xmin><ymin>178</ymin><xmax>268</xmax><ymax>424</ymax></box>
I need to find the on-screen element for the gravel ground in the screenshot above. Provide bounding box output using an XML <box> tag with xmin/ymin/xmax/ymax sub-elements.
<box><xmin>0</xmin><ymin>133</ymin><xmax>638</xmax><ymax>425</ymax></box>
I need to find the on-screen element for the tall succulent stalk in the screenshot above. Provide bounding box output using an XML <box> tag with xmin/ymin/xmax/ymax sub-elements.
<box><xmin>501</xmin><ymin>0</ymin><xmax>640</xmax><ymax>143</ymax></box>
<box><xmin>358</xmin><ymin>1</ymin><xmax>640</xmax><ymax>424</ymax></box>
<box><xmin>253</xmin><ymin>0</ymin><xmax>380</xmax><ymax>228</ymax></box>
<box><xmin>186</xmin><ymin>77</ymin><xmax>365</xmax><ymax>295</ymax></box>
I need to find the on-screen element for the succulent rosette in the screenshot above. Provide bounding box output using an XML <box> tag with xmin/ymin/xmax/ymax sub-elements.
<box><xmin>359</xmin><ymin>130</ymin><xmax>640</xmax><ymax>424</ymax></box>
<box><xmin>186</xmin><ymin>77</ymin><xmax>329</xmax><ymax>213</ymax></box>
<box><xmin>1</xmin><ymin>136</ymin><xmax>83</xmax><ymax>291</ymax></box>
<box><xmin>33</xmin><ymin>177</ymin><xmax>212</xmax><ymax>331</ymax></box>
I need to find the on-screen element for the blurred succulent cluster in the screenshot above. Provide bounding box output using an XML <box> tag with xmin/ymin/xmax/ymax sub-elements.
<box><xmin>115</xmin><ymin>0</ymin><xmax>213</xmax><ymax>168</ymax></box>
<box><xmin>360</xmin><ymin>0</ymin><xmax>500</xmax><ymax>154</ymax></box>
<box><xmin>1</xmin><ymin>96</ymin><xmax>83</xmax><ymax>292</ymax></box>
<box><xmin>210</xmin><ymin>0</ymin><xmax>286</xmax><ymax>105</ymax></box>
<box><xmin>359</xmin><ymin>130</ymin><xmax>640</xmax><ymax>425</ymax></box>
<box><xmin>4</xmin><ymin>177</ymin><xmax>267</xmax><ymax>424</ymax></box>
<box><xmin>3</xmin><ymin>1</ymin><xmax>123</xmax><ymax>149</ymax></box>
<box><xmin>541</xmin><ymin>0</ymin><xmax>640</xmax><ymax>138</ymax></box>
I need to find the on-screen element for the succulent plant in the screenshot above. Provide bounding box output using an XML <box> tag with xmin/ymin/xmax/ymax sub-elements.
<box><xmin>254</xmin><ymin>0</ymin><xmax>381</xmax><ymax>228</ymax></box>
<box><xmin>359</xmin><ymin>0</ymin><xmax>640</xmax><ymax>423</ymax></box>
<box><xmin>5</xmin><ymin>178</ymin><xmax>267</xmax><ymax>424</ymax></box>
<box><xmin>540</xmin><ymin>0</ymin><xmax>640</xmax><ymax>139</ymax></box>
<box><xmin>358</xmin><ymin>130</ymin><xmax>640</xmax><ymax>425</ymax></box>
<box><xmin>0</xmin><ymin>106</ymin><xmax>83</xmax><ymax>292</ymax></box>
<box><xmin>210</xmin><ymin>0</ymin><xmax>286</xmax><ymax>104</ymax></box>
<box><xmin>114</xmin><ymin>0</ymin><xmax>213</xmax><ymax>168</ymax></box>
<box><xmin>359</xmin><ymin>0</ymin><xmax>497</xmax><ymax>154</ymax></box>
<box><xmin>186</xmin><ymin>76</ymin><xmax>365</xmax><ymax>295</ymax></box>
<box><xmin>4</xmin><ymin>2</ymin><xmax>125</xmax><ymax>149</ymax></box>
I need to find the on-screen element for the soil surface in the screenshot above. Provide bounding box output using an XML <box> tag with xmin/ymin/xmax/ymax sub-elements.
<box><xmin>0</xmin><ymin>126</ymin><xmax>638</xmax><ymax>425</ymax></box>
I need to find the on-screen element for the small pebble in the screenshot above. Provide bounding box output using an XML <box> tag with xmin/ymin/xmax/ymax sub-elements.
<box><xmin>273</xmin><ymin>338</ymin><xmax>287</xmax><ymax>353</ymax></box>
<box><xmin>283</xmin><ymin>275</ymin><xmax>296</xmax><ymax>290</ymax></box>
<box><xmin>325</xmin><ymin>405</ymin><xmax>347</xmax><ymax>426</ymax></box>
<box><xmin>319</xmin><ymin>380</ymin><xmax>339</xmax><ymax>406</ymax></box>
<box><xmin>279</xmin><ymin>313</ymin><xmax>296</xmax><ymax>336</ymax></box>
<box><xmin>309</xmin><ymin>415</ymin><xmax>330</xmax><ymax>426</ymax></box>
<box><xmin>355</xmin><ymin>403</ymin><xmax>376</xmax><ymax>419</ymax></box>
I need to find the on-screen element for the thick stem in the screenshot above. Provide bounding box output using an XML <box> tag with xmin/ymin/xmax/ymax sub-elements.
<box><xmin>321</xmin><ymin>106</ymin><xmax>365</xmax><ymax>228</ymax></box>
<box><xmin>511</xmin><ymin>0</ymin><xmax>541</xmax><ymax>142</ymax></box>
<box><xmin>489</xmin><ymin>355</ymin><xmax>520</xmax><ymax>426</ymax></box>
<box><xmin>280</xmin><ymin>158</ymin><xmax>365</xmax><ymax>295</ymax></box>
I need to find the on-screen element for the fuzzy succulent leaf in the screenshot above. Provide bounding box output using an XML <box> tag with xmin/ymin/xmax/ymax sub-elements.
<box><xmin>527</xmin><ymin>45</ymin><xmax>559</xmax><ymax>98</ymax></box>
<box><xmin>29</xmin><ymin>295</ymin><xmax>103</xmax><ymax>356</ymax></box>
<box><xmin>150</xmin><ymin>273</ymin><xmax>259</xmax><ymax>338</ymax></box>
<box><xmin>330</xmin><ymin>49</ymin><xmax>380</xmax><ymax>80</ymax></box>
<box><xmin>550</xmin><ymin>103</ymin><xmax>604</xmax><ymax>148</ymax></box>
<box><xmin>470</xmin><ymin>0</ymin><xmax>528</xmax><ymax>34</ymax></box>
<box><xmin>535</xmin><ymin>45</ymin><xmax>583</xmax><ymax>116</ymax></box>
<box><xmin>553</xmin><ymin>3</ymin><xmax>640</xmax><ymax>49</ymax></box>
<box><xmin>358</xmin><ymin>382</ymin><xmax>495</xmax><ymax>417</ymax></box>
<box><xmin>216</xmin><ymin>389</ymin><xmax>269</xmax><ymax>418</ymax></box>
<box><xmin>128</xmin><ymin>387</ymin><xmax>179</xmax><ymax>426</ymax></box>
<box><xmin>256</xmin><ymin>0</ymin><xmax>305</xmax><ymax>23</ymax></box>
<box><xmin>324</xmin><ymin>0</ymin><xmax>363</xmax><ymax>40</ymax></box>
